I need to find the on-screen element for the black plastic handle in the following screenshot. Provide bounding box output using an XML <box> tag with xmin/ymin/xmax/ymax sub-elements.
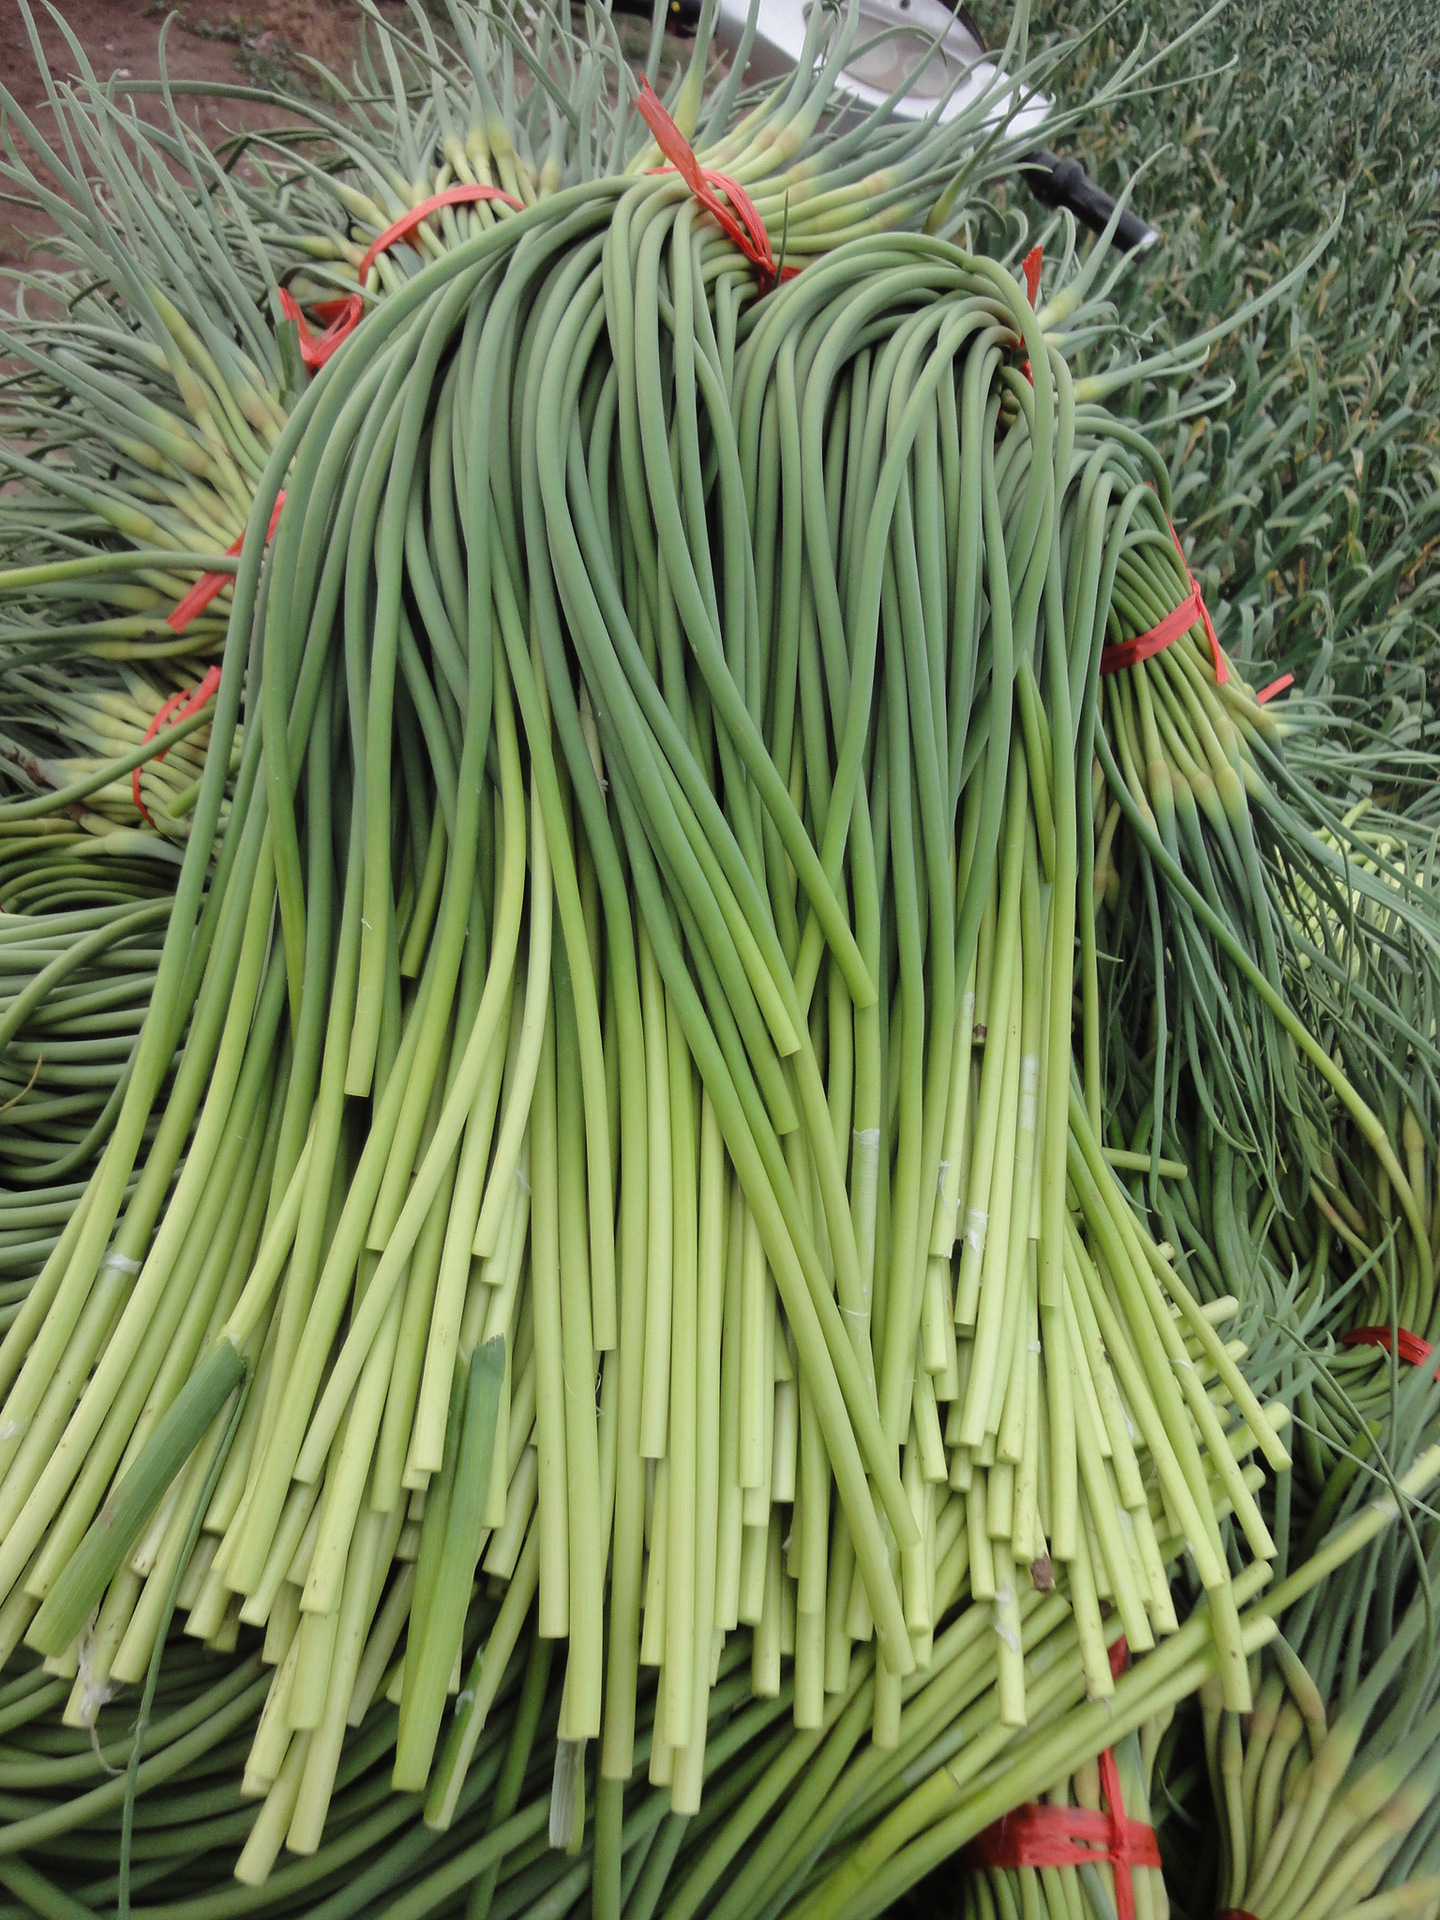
<box><xmin>610</xmin><ymin>0</ymin><xmax>703</xmax><ymax>27</ymax></box>
<box><xmin>1023</xmin><ymin>148</ymin><xmax>1159</xmax><ymax>253</ymax></box>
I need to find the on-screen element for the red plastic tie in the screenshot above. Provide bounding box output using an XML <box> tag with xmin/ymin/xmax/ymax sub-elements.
<box><xmin>965</xmin><ymin>1638</ymin><xmax>1157</xmax><ymax>1920</ymax></box>
<box><xmin>132</xmin><ymin>665</ymin><xmax>223</xmax><ymax>829</ymax></box>
<box><xmin>635</xmin><ymin>80</ymin><xmax>798</xmax><ymax>293</ymax></box>
<box><xmin>279</xmin><ymin>183</ymin><xmax>523</xmax><ymax>371</ymax></box>
<box><xmin>167</xmin><ymin>491</ymin><xmax>286</xmax><ymax>634</ymax></box>
<box><xmin>1022</xmin><ymin>245</ymin><xmax>1044</xmax><ymax>307</ymax></box>
<box><xmin>1020</xmin><ymin>245</ymin><xmax>1042</xmax><ymax>383</ymax></box>
<box><xmin>1256</xmin><ymin>672</ymin><xmax>1294</xmax><ymax>705</ymax></box>
<box><xmin>1342</xmin><ymin>1325</ymin><xmax>1439</xmax><ymax>1376</ymax></box>
<box><xmin>1217</xmin><ymin>1911</ymin><xmax>1261</xmax><ymax>1920</ymax></box>
<box><xmin>965</xmin><ymin>1753</ymin><xmax>1160</xmax><ymax>1920</ymax></box>
<box><xmin>1100</xmin><ymin>519</ymin><xmax>1228</xmax><ymax>686</ymax></box>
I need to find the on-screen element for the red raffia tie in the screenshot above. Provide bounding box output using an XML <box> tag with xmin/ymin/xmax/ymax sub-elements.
<box><xmin>132</xmin><ymin>665</ymin><xmax>223</xmax><ymax>829</ymax></box>
<box><xmin>1342</xmin><ymin>1325</ymin><xmax>1440</xmax><ymax>1377</ymax></box>
<box><xmin>1256</xmin><ymin>672</ymin><xmax>1294</xmax><ymax>705</ymax></box>
<box><xmin>279</xmin><ymin>183</ymin><xmax>523</xmax><ymax>371</ymax></box>
<box><xmin>635</xmin><ymin>80</ymin><xmax>798</xmax><ymax>294</ymax></box>
<box><xmin>1100</xmin><ymin>519</ymin><xmax>1229</xmax><ymax>687</ymax></box>
<box><xmin>167</xmin><ymin>491</ymin><xmax>286</xmax><ymax>635</ymax></box>
<box><xmin>964</xmin><ymin>1639</ymin><xmax>1160</xmax><ymax>1920</ymax></box>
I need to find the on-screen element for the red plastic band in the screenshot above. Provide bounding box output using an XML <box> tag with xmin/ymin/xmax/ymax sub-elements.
<box><xmin>132</xmin><ymin>664</ymin><xmax>223</xmax><ymax>828</ymax></box>
<box><xmin>965</xmin><ymin>1752</ymin><xmax>1160</xmax><ymax>1920</ymax></box>
<box><xmin>636</xmin><ymin>80</ymin><xmax>799</xmax><ymax>294</ymax></box>
<box><xmin>1256</xmin><ymin>672</ymin><xmax>1294</xmax><ymax>705</ymax></box>
<box><xmin>1217</xmin><ymin>1911</ymin><xmax>1261</xmax><ymax>1920</ymax></box>
<box><xmin>1100</xmin><ymin>520</ymin><xmax>1228</xmax><ymax>686</ymax></box>
<box><xmin>1020</xmin><ymin>245</ymin><xmax>1042</xmax><ymax>383</ymax></box>
<box><xmin>965</xmin><ymin>1638</ymin><xmax>1156</xmax><ymax>1920</ymax></box>
<box><xmin>167</xmin><ymin>491</ymin><xmax>286</xmax><ymax>634</ymax></box>
<box><xmin>1342</xmin><ymin>1326</ymin><xmax>1439</xmax><ymax>1375</ymax></box>
<box><xmin>279</xmin><ymin>182</ymin><xmax>523</xmax><ymax>371</ymax></box>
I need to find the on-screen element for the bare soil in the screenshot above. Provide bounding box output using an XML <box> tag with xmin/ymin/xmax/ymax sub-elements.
<box><xmin>0</xmin><ymin>0</ymin><xmax>408</xmax><ymax>270</ymax></box>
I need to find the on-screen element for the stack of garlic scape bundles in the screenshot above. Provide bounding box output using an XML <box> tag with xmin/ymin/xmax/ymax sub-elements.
<box><xmin>0</xmin><ymin>4</ymin><xmax>1437</xmax><ymax>1919</ymax></box>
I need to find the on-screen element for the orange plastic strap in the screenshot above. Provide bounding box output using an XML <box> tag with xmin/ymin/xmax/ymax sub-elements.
<box><xmin>1256</xmin><ymin>672</ymin><xmax>1294</xmax><ymax>705</ymax></box>
<box><xmin>1342</xmin><ymin>1325</ymin><xmax>1439</xmax><ymax>1375</ymax></box>
<box><xmin>167</xmin><ymin>491</ymin><xmax>286</xmax><ymax>634</ymax></box>
<box><xmin>132</xmin><ymin>665</ymin><xmax>223</xmax><ymax>828</ymax></box>
<box><xmin>635</xmin><ymin>80</ymin><xmax>798</xmax><ymax>293</ymax></box>
<box><xmin>278</xmin><ymin>183</ymin><xmax>523</xmax><ymax>371</ymax></box>
<box><xmin>964</xmin><ymin>1638</ymin><xmax>1157</xmax><ymax>1920</ymax></box>
<box><xmin>1100</xmin><ymin>520</ymin><xmax>1228</xmax><ymax>686</ymax></box>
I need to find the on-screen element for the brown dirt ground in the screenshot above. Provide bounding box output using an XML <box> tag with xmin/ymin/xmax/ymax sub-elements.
<box><xmin>0</xmin><ymin>1</ymin><xmax>681</xmax><ymax>283</ymax></box>
<box><xmin>0</xmin><ymin>0</ymin><xmax>410</xmax><ymax>272</ymax></box>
